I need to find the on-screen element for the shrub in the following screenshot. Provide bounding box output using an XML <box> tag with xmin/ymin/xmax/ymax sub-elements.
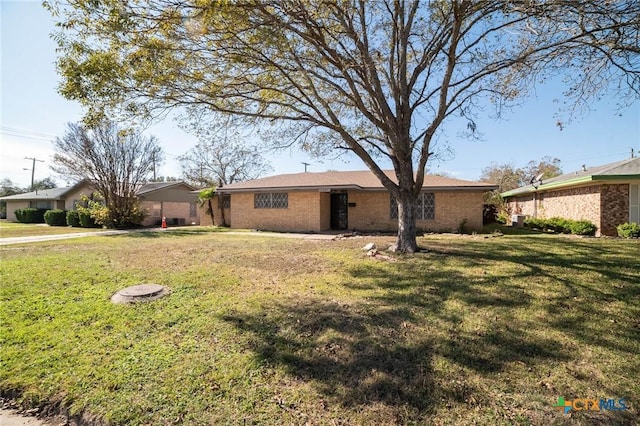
<box><xmin>496</xmin><ymin>212</ymin><xmax>508</xmax><ymax>225</ymax></box>
<box><xmin>617</xmin><ymin>222</ymin><xmax>640</xmax><ymax>238</ymax></box>
<box><xmin>546</xmin><ymin>217</ymin><xmax>571</xmax><ymax>234</ymax></box>
<box><xmin>14</xmin><ymin>208</ymin><xmax>47</xmax><ymax>223</ymax></box>
<box><xmin>66</xmin><ymin>210</ymin><xmax>81</xmax><ymax>227</ymax></box>
<box><xmin>457</xmin><ymin>218</ymin><xmax>469</xmax><ymax>234</ymax></box>
<box><xmin>570</xmin><ymin>220</ymin><xmax>597</xmax><ymax>236</ymax></box>
<box><xmin>524</xmin><ymin>218</ymin><xmax>545</xmax><ymax>230</ymax></box>
<box><xmin>78</xmin><ymin>211</ymin><xmax>99</xmax><ymax>228</ymax></box>
<box><xmin>44</xmin><ymin>209</ymin><xmax>67</xmax><ymax>226</ymax></box>
<box><xmin>524</xmin><ymin>217</ymin><xmax>597</xmax><ymax>236</ymax></box>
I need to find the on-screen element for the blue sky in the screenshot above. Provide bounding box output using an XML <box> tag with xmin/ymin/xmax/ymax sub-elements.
<box><xmin>1</xmin><ymin>1</ymin><xmax>639</xmax><ymax>189</ymax></box>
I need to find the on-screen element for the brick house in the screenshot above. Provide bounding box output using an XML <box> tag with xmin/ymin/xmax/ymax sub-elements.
<box><xmin>0</xmin><ymin>180</ymin><xmax>96</xmax><ymax>221</ymax></box>
<box><xmin>200</xmin><ymin>170</ymin><xmax>496</xmax><ymax>233</ymax></box>
<box><xmin>135</xmin><ymin>181</ymin><xmax>200</xmax><ymax>226</ymax></box>
<box><xmin>1</xmin><ymin>180</ymin><xmax>199</xmax><ymax>226</ymax></box>
<box><xmin>501</xmin><ymin>157</ymin><xmax>640</xmax><ymax>236</ymax></box>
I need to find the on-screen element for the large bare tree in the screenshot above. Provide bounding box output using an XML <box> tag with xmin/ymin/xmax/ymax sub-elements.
<box><xmin>52</xmin><ymin>120</ymin><xmax>163</xmax><ymax>228</ymax></box>
<box><xmin>178</xmin><ymin>120</ymin><xmax>272</xmax><ymax>188</ymax></box>
<box><xmin>48</xmin><ymin>0</ymin><xmax>639</xmax><ymax>252</ymax></box>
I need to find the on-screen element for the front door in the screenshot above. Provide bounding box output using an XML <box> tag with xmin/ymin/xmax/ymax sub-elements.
<box><xmin>330</xmin><ymin>193</ymin><xmax>348</xmax><ymax>230</ymax></box>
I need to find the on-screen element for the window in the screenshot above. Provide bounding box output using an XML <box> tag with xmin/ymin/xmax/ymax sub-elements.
<box><xmin>390</xmin><ymin>193</ymin><xmax>435</xmax><ymax>220</ymax></box>
<box><xmin>189</xmin><ymin>202</ymin><xmax>197</xmax><ymax>217</ymax></box>
<box><xmin>219</xmin><ymin>195</ymin><xmax>231</xmax><ymax>209</ymax></box>
<box><xmin>254</xmin><ymin>193</ymin><xmax>288</xmax><ymax>209</ymax></box>
<box><xmin>30</xmin><ymin>200</ymin><xmax>52</xmax><ymax>209</ymax></box>
<box><xmin>152</xmin><ymin>203</ymin><xmax>162</xmax><ymax>218</ymax></box>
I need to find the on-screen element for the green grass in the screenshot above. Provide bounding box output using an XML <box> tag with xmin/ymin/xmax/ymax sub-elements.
<box><xmin>1</xmin><ymin>231</ymin><xmax>638</xmax><ymax>425</ymax></box>
<box><xmin>0</xmin><ymin>220</ymin><xmax>235</xmax><ymax>238</ymax></box>
<box><xmin>0</xmin><ymin>220</ymin><xmax>104</xmax><ymax>238</ymax></box>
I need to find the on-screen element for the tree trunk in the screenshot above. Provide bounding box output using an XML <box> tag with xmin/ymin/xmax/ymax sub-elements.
<box><xmin>220</xmin><ymin>196</ymin><xmax>227</xmax><ymax>226</ymax></box>
<box><xmin>395</xmin><ymin>193</ymin><xmax>419</xmax><ymax>253</ymax></box>
<box><xmin>207</xmin><ymin>199</ymin><xmax>215</xmax><ymax>225</ymax></box>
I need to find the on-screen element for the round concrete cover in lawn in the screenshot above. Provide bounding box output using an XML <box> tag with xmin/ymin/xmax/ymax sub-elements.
<box><xmin>111</xmin><ymin>284</ymin><xmax>169</xmax><ymax>304</ymax></box>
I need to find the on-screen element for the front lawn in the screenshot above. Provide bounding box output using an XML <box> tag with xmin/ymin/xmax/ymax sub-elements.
<box><xmin>0</xmin><ymin>220</ymin><xmax>105</xmax><ymax>238</ymax></box>
<box><xmin>0</xmin><ymin>232</ymin><xmax>638</xmax><ymax>425</ymax></box>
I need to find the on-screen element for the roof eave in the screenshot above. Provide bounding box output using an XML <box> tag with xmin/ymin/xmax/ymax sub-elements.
<box><xmin>502</xmin><ymin>173</ymin><xmax>640</xmax><ymax>198</ymax></box>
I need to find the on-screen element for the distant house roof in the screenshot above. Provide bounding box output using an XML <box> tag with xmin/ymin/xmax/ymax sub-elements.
<box><xmin>501</xmin><ymin>157</ymin><xmax>640</xmax><ymax>197</ymax></box>
<box><xmin>219</xmin><ymin>170</ymin><xmax>497</xmax><ymax>193</ymax></box>
<box><xmin>136</xmin><ymin>181</ymin><xmax>197</xmax><ymax>196</ymax></box>
<box><xmin>0</xmin><ymin>180</ymin><xmax>197</xmax><ymax>201</ymax></box>
<box><xmin>0</xmin><ymin>180</ymin><xmax>92</xmax><ymax>201</ymax></box>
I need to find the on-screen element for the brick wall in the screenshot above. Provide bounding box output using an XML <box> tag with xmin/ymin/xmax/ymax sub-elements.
<box><xmin>197</xmin><ymin>197</ymin><xmax>230</xmax><ymax>227</ymax></box>
<box><xmin>207</xmin><ymin>189</ymin><xmax>487</xmax><ymax>233</ymax></box>
<box><xmin>347</xmin><ymin>191</ymin><xmax>395</xmax><ymax>231</ymax></box>
<box><xmin>340</xmin><ymin>190</ymin><xmax>484</xmax><ymax>232</ymax></box>
<box><xmin>600</xmin><ymin>184</ymin><xmax>629</xmax><ymax>236</ymax></box>
<box><xmin>142</xmin><ymin>201</ymin><xmax>199</xmax><ymax>226</ymax></box>
<box><xmin>538</xmin><ymin>185</ymin><xmax>601</xmax><ymax>229</ymax></box>
<box><xmin>505</xmin><ymin>184</ymin><xmax>631</xmax><ymax>236</ymax></box>
<box><xmin>506</xmin><ymin>194</ymin><xmax>535</xmax><ymax>216</ymax></box>
<box><xmin>5</xmin><ymin>201</ymin><xmax>29</xmax><ymax>222</ymax></box>
<box><xmin>230</xmin><ymin>191</ymin><xmax>323</xmax><ymax>232</ymax></box>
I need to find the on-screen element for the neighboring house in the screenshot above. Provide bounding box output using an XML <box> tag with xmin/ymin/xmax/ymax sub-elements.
<box><xmin>0</xmin><ymin>180</ymin><xmax>96</xmax><ymax>222</ymax></box>
<box><xmin>0</xmin><ymin>180</ymin><xmax>199</xmax><ymax>226</ymax></box>
<box><xmin>136</xmin><ymin>181</ymin><xmax>200</xmax><ymax>226</ymax></box>
<box><xmin>501</xmin><ymin>157</ymin><xmax>640</xmax><ymax>236</ymax></box>
<box><xmin>200</xmin><ymin>170</ymin><xmax>497</xmax><ymax>233</ymax></box>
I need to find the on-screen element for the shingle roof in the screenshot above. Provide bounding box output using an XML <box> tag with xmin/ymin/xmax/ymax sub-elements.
<box><xmin>502</xmin><ymin>157</ymin><xmax>640</xmax><ymax>197</ymax></box>
<box><xmin>0</xmin><ymin>180</ymin><xmax>91</xmax><ymax>201</ymax></box>
<box><xmin>0</xmin><ymin>180</ymin><xmax>196</xmax><ymax>201</ymax></box>
<box><xmin>219</xmin><ymin>170</ymin><xmax>496</xmax><ymax>192</ymax></box>
<box><xmin>136</xmin><ymin>181</ymin><xmax>196</xmax><ymax>195</ymax></box>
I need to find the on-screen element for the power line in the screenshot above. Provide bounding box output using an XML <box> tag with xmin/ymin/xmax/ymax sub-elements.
<box><xmin>1</xmin><ymin>126</ymin><xmax>57</xmax><ymax>141</ymax></box>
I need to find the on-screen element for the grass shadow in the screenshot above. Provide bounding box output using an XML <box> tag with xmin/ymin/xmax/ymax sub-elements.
<box><xmin>222</xmin><ymin>300</ymin><xmax>437</xmax><ymax>412</ymax></box>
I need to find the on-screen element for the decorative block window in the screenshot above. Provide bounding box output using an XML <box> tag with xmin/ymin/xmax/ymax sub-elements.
<box><xmin>254</xmin><ymin>193</ymin><xmax>288</xmax><ymax>209</ymax></box>
<box><xmin>189</xmin><ymin>202</ymin><xmax>198</xmax><ymax>217</ymax></box>
<box><xmin>390</xmin><ymin>193</ymin><xmax>435</xmax><ymax>220</ymax></box>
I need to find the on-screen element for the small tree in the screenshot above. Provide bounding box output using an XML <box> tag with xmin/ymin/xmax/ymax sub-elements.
<box><xmin>198</xmin><ymin>188</ymin><xmax>217</xmax><ymax>226</ymax></box>
<box><xmin>480</xmin><ymin>157</ymin><xmax>563</xmax><ymax>214</ymax></box>
<box><xmin>52</xmin><ymin>120</ymin><xmax>161</xmax><ymax>228</ymax></box>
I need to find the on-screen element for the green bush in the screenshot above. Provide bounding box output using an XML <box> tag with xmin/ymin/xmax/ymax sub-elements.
<box><xmin>570</xmin><ymin>220</ymin><xmax>598</xmax><ymax>236</ymax></box>
<box><xmin>79</xmin><ymin>211</ymin><xmax>99</xmax><ymax>228</ymax></box>
<box><xmin>44</xmin><ymin>209</ymin><xmax>67</xmax><ymax>226</ymax></box>
<box><xmin>617</xmin><ymin>222</ymin><xmax>640</xmax><ymax>238</ymax></box>
<box><xmin>524</xmin><ymin>218</ymin><xmax>545</xmax><ymax>230</ymax></box>
<box><xmin>496</xmin><ymin>212</ymin><xmax>508</xmax><ymax>225</ymax></box>
<box><xmin>546</xmin><ymin>217</ymin><xmax>571</xmax><ymax>234</ymax></box>
<box><xmin>66</xmin><ymin>210</ymin><xmax>81</xmax><ymax>227</ymax></box>
<box><xmin>14</xmin><ymin>208</ymin><xmax>47</xmax><ymax>223</ymax></box>
<box><xmin>524</xmin><ymin>217</ymin><xmax>597</xmax><ymax>236</ymax></box>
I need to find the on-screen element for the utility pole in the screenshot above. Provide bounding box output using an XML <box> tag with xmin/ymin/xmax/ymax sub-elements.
<box><xmin>24</xmin><ymin>157</ymin><xmax>44</xmax><ymax>190</ymax></box>
<box><xmin>152</xmin><ymin>152</ymin><xmax>157</xmax><ymax>180</ymax></box>
<box><xmin>302</xmin><ymin>162</ymin><xmax>310</xmax><ymax>172</ymax></box>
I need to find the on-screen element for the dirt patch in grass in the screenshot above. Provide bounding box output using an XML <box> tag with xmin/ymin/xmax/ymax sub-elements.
<box><xmin>1</xmin><ymin>232</ymin><xmax>638</xmax><ymax>425</ymax></box>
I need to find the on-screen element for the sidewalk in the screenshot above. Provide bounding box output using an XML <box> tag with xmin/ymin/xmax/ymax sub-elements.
<box><xmin>0</xmin><ymin>229</ymin><xmax>129</xmax><ymax>245</ymax></box>
<box><xmin>0</xmin><ymin>409</ymin><xmax>55</xmax><ymax>426</ymax></box>
<box><xmin>0</xmin><ymin>228</ymin><xmax>339</xmax><ymax>246</ymax></box>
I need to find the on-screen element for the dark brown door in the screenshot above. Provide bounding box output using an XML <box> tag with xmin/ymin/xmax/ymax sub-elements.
<box><xmin>330</xmin><ymin>193</ymin><xmax>348</xmax><ymax>229</ymax></box>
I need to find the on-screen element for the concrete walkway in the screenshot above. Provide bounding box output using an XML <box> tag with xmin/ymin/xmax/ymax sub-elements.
<box><xmin>0</xmin><ymin>409</ymin><xmax>55</xmax><ymax>426</ymax></box>
<box><xmin>0</xmin><ymin>228</ymin><xmax>340</xmax><ymax>246</ymax></box>
<box><xmin>0</xmin><ymin>229</ymin><xmax>129</xmax><ymax>245</ymax></box>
